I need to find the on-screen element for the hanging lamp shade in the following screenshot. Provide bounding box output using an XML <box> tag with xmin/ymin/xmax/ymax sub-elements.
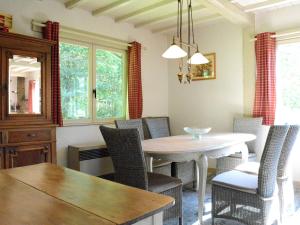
<box><xmin>188</xmin><ymin>52</ymin><xmax>209</xmax><ymax>64</ymax></box>
<box><xmin>162</xmin><ymin>44</ymin><xmax>187</xmax><ymax>59</ymax></box>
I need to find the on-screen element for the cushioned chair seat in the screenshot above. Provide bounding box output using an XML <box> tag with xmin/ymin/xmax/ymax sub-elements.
<box><xmin>153</xmin><ymin>159</ymin><xmax>172</xmax><ymax>167</ymax></box>
<box><xmin>100</xmin><ymin>172</ymin><xmax>182</xmax><ymax>194</ymax></box>
<box><xmin>212</xmin><ymin>170</ymin><xmax>258</xmax><ymax>194</ymax></box>
<box><xmin>148</xmin><ymin>172</ymin><xmax>182</xmax><ymax>193</ymax></box>
<box><xmin>235</xmin><ymin>161</ymin><xmax>260</xmax><ymax>175</ymax></box>
<box><xmin>229</xmin><ymin>152</ymin><xmax>257</xmax><ymax>159</ymax></box>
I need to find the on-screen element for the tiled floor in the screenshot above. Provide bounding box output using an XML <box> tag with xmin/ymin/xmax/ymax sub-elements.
<box><xmin>166</xmin><ymin>183</ymin><xmax>300</xmax><ymax>225</ymax></box>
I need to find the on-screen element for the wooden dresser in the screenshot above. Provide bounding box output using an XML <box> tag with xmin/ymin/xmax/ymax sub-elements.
<box><xmin>0</xmin><ymin>31</ymin><xmax>56</xmax><ymax>169</ymax></box>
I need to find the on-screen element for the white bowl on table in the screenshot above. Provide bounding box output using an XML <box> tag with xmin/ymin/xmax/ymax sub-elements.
<box><xmin>183</xmin><ymin>127</ymin><xmax>211</xmax><ymax>140</ymax></box>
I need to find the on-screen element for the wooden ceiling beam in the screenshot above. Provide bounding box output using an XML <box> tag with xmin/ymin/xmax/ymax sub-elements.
<box><xmin>134</xmin><ymin>5</ymin><xmax>205</xmax><ymax>28</ymax></box>
<box><xmin>92</xmin><ymin>0</ymin><xmax>132</xmax><ymax>16</ymax></box>
<box><xmin>152</xmin><ymin>14</ymin><xmax>222</xmax><ymax>33</ymax></box>
<box><xmin>115</xmin><ymin>0</ymin><xmax>174</xmax><ymax>23</ymax></box>
<box><xmin>243</xmin><ymin>0</ymin><xmax>292</xmax><ymax>12</ymax></box>
<box><xmin>65</xmin><ymin>0</ymin><xmax>88</xmax><ymax>9</ymax></box>
<box><xmin>197</xmin><ymin>0</ymin><xmax>253</xmax><ymax>26</ymax></box>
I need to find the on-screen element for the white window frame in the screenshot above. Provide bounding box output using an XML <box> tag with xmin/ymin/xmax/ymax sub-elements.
<box><xmin>60</xmin><ymin>38</ymin><xmax>127</xmax><ymax>126</ymax></box>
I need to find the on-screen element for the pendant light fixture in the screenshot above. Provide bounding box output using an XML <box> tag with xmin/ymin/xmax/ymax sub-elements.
<box><xmin>162</xmin><ymin>0</ymin><xmax>208</xmax><ymax>83</ymax></box>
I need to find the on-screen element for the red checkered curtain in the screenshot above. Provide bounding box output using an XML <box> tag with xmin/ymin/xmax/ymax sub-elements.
<box><xmin>128</xmin><ymin>41</ymin><xmax>143</xmax><ymax>119</ymax></box>
<box><xmin>253</xmin><ymin>32</ymin><xmax>276</xmax><ymax>125</ymax></box>
<box><xmin>43</xmin><ymin>21</ymin><xmax>63</xmax><ymax>126</ymax></box>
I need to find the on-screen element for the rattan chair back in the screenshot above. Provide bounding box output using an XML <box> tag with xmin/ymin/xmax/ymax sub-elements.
<box><xmin>115</xmin><ymin>119</ymin><xmax>145</xmax><ymax>140</ymax></box>
<box><xmin>233</xmin><ymin>117</ymin><xmax>263</xmax><ymax>153</ymax></box>
<box><xmin>258</xmin><ymin>125</ymin><xmax>289</xmax><ymax>198</ymax></box>
<box><xmin>100</xmin><ymin>126</ymin><xmax>148</xmax><ymax>190</ymax></box>
<box><xmin>277</xmin><ymin>125</ymin><xmax>299</xmax><ymax>178</ymax></box>
<box><xmin>143</xmin><ymin>117</ymin><xmax>171</xmax><ymax>139</ymax></box>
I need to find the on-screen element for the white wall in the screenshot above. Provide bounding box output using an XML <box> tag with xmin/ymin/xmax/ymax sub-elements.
<box><xmin>168</xmin><ymin>21</ymin><xmax>244</xmax><ymax>134</ymax></box>
<box><xmin>0</xmin><ymin>0</ymin><xmax>169</xmax><ymax>166</ymax></box>
<box><xmin>168</xmin><ymin>21</ymin><xmax>244</xmax><ymax>166</ymax></box>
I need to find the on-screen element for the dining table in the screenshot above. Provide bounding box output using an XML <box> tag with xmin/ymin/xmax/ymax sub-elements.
<box><xmin>142</xmin><ymin>132</ymin><xmax>256</xmax><ymax>225</ymax></box>
<box><xmin>2</xmin><ymin>163</ymin><xmax>174</xmax><ymax>225</ymax></box>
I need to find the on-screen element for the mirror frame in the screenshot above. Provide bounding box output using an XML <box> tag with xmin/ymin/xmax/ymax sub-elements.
<box><xmin>2</xmin><ymin>49</ymin><xmax>48</xmax><ymax>122</ymax></box>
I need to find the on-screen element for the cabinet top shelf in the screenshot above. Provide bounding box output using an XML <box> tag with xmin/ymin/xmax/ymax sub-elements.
<box><xmin>0</xmin><ymin>31</ymin><xmax>56</xmax><ymax>46</ymax></box>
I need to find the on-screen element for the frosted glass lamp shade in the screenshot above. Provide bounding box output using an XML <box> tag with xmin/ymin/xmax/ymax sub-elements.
<box><xmin>162</xmin><ymin>44</ymin><xmax>187</xmax><ymax>59</ymax></box>
<box><xmin>188</xmin><ymin>52</ymin><xmax>209</xmax><ymax>64</ymax></box>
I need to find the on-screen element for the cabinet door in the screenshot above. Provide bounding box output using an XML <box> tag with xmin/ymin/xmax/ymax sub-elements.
<box><xmin>6</xmin><ymin>144</ymin><xmax>50</xmax><ymax>168</ymax></box>
<box><xmin>1</xmin><ymin>48</ymin><xmax>51</xmax><ymax>124</ymax></box>
<box><xmin>0</xmin><ymin>148</ymin><xmax>4</xmax><ymax>169</ymax></box>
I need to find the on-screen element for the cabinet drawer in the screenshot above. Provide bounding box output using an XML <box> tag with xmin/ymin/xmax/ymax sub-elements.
<box><xmin>8</xmin><ymin>129</ymin><xmax>52</xmax><ymax>144</ymax></box>
<box><xmin>6</xmin><ymin>144</ymin><xmax>50</xmax><ymax>168</ymax></box>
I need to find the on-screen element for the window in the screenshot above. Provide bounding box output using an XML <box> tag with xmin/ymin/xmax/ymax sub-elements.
<box><xmin>276</xmin><ymin>41</ymin><xmax>300</xmax><ymax>124</ymax></box>
<box><xmin>59</xmin><ymin>39</ymin><xmax>127</xmax><ymax>124</ymax></box>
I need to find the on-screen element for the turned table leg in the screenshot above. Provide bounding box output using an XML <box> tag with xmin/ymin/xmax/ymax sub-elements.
<box><xmin>196</xmin><ymin>154</ymin><xmax>208</xmax><ymax>225</ymax></box>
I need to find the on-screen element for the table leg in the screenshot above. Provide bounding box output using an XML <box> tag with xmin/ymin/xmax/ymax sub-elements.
<box><xmin>195</xmin><ymin>161</ymin><xmax>199</xmax><ymax>191</ymax></box>
<box><xmin>146</xmin><ymin>156</ymin><xmax>153</xmax><ymax>172</ymax></box>
<box><xmin>196</xmin><ymin>154</ymin><xmax>208</xmax><ymax>225</ymax></box>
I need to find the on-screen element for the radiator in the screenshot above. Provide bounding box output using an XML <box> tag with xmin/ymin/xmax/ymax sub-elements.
<box><xmin>68</xmin><ymin>144</ymin><xmax>114</xmax><ymax>176</ymax></box>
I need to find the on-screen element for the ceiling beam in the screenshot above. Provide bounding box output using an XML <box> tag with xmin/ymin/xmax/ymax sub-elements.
<box><xmin>197</xmin><ymin>0</ymin><xmax>253</xmax><ymax>26</ymax></box>
<box><xmin>134</xmin><ymin>5</ymin><xmax>205</xmax><ymax>28</ymax></box>
<box><xmin>152</xmin><ymin>14</ymin><xmax>222</xmax><ymax>33</ymax></box>
<box><xmin>243</xmin><ymin>0</ymin><xmax>293</xmax><ymax>12</ymax></box>
<box><xmin>65</xmin><ymin>0</ymin><xmax>88</xmax><ymax>9</ymax></box>
<box><xmin>92</xmin><ymin>0</ymin><xmax>132</xmax><ymax>16</ymax></box>
<box><xmin>115</xmin><ymin>0</ymin><xmax>174</xmax><ymax>23</ymax></box>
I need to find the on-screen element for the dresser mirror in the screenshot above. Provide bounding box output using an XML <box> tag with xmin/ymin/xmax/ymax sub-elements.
<box><xmin>8</xmin><ymin>55</ymin><xmax>42</xmax><ymax>114</ymax></box>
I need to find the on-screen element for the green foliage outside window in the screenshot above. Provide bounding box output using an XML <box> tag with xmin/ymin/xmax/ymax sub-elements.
<box><xmin>59</xmin><ymin>41</ymin><xmax>126</xmax><ymax>122</ymax></box>
<box><xmin>96</xmin><ymin>49</ymin><xmax>125</xmax><ymax>119</ymax></box>
<box><xmin>59</xmin><ymin>42</ymin><xmax>90</xmax><ymax>120</ymax></box>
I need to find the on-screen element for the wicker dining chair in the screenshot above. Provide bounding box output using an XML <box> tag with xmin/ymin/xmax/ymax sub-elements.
<box><xmin>115</xmin><ymin>119</ymin><xmax>172</xmax><ymax>176</ymax></box>
<box><xmin>216</xmin><ymin>117</ymin><xmax>263</xmax><ymax>174</ymax></box>
<box><xmin>143</xmin><ymin>117</ymin><xmax>196</xmax><ymax>186</ymax></box>
<box><xmin>235</xmin><ymin>125</ymin><xmax>300</xmax><ymax>222</ymax></box>
<box><xmin>212</xmin><ymin>125</ymin><xmax>289</xmax><ymax>225</ymax></box>
<box><xmin>100</xmin><ymin>126</ymin><xmax>183</xmax><ymax>225</ymax></box>
<box><xmin>115</xmin><ymin>119</ymin><xmax>145</xmax><ymax>140</ymax></box>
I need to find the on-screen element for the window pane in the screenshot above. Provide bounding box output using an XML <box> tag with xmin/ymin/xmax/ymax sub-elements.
<box><xmin>276</xmin><ymin>42</ymin><xmax>300</xmax><ymax>124</ymax></box>
<box><xmin>59</xmin><ymin>42</ymin><xmax>90</xmax><ymax>120</ymax></box>
<box><xmin>95</xmin><ymin>49</ymin><xmax>125</xmax><ymax>120</ymax></box>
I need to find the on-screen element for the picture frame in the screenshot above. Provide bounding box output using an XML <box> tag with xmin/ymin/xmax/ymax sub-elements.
<box><xmin>191</xmin><ymin>52</ymin><xmax>216</xmax><ymax>81</ymax></box>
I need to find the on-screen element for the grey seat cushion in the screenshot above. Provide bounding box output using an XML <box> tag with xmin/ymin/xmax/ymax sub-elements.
<box><xmin>212</xmin><ymin>170</ymin><xmax>258</xmax><ymax>194</ymax></box>
<box><xmin>100</xmin><ymin>172</ymin><xmax>182</xmax><ymax>194</ymax></box>
<box><xmin>148</xmin><ymin>172</ymin><xmax>182</xmax><ymax>193</ymax></box>
<box><xmin>235</xmin><ymin>162</ymin><xmax>260</xmax><ymax>175</ymax></box>
<box><xmin>229</xmin><ymin>152</ymin><xmax>257</xmax><ymax>159</ymax></box>
<box><xmin>153</xmin><ymin>159</ymin><xmax>172</xmax><ymax>168</ymax></box>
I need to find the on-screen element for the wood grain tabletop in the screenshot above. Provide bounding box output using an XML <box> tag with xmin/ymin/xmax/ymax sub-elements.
<box><xmin>0</xmin><ymin>171</ymin><xmax>115</xmax><ymax>225</ymax></box>
<box><xmin>4</xmin><ymin>163</ymin><xmax>174</xmax><ymax>225</ymax></box>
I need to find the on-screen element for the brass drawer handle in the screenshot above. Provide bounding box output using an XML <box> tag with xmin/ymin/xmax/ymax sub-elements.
<box><xmin>27</xmin><ymin>133</ymin><xmax>37</xmax><ymax>138</ymax></box>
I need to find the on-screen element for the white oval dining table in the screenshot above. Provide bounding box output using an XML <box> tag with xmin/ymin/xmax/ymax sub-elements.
<box><xmin>142</xmin><ymin>133</ymin><xmax>256</xmax><ymax>225</ymax></box>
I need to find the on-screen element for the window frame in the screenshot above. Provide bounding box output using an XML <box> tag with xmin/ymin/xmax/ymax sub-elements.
<box><xmin>60</xmin><ymin>38</ymin><xmax>127</xmax><ymax>126</ymax></box>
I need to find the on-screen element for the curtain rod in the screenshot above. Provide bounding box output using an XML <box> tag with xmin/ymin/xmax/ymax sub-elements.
<box><xmin>249</xmin><ymin>27</ymin><xmax>300</xmax><ymax>42</ymax></box>
<box><xmin>31</xmin><ymin>20</ymin><xmax>137</xmax><ymax>48</ymax></box>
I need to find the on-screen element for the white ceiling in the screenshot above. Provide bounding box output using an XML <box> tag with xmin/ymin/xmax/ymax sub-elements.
<box><xmin>58</xmin><ymin>0</ymin><xmax>300</xmax><ymax>33</ymax></box>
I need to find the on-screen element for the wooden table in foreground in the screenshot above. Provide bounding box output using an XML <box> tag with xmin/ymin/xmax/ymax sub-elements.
<box><xmin>3</xmin><ymin>163</ymin><xmax>174</xmax><ymax>225</ymax></box>
<box><xmin>142</xmin><ymin>133</ymin><xmax>256</xmax><ymax>225</ymax></box>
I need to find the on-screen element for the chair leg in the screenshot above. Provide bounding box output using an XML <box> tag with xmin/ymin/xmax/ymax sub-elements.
<box><xmin>178</xmin><ymin>217</ymin><xmax>183</xmax><ymax>225</ymax></box>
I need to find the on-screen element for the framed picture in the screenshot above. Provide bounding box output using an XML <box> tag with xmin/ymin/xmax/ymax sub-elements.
<box><xmin>191</xmin><ymin>52</ymin><xmax>216</xmax><ymax>81</ymax></box>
